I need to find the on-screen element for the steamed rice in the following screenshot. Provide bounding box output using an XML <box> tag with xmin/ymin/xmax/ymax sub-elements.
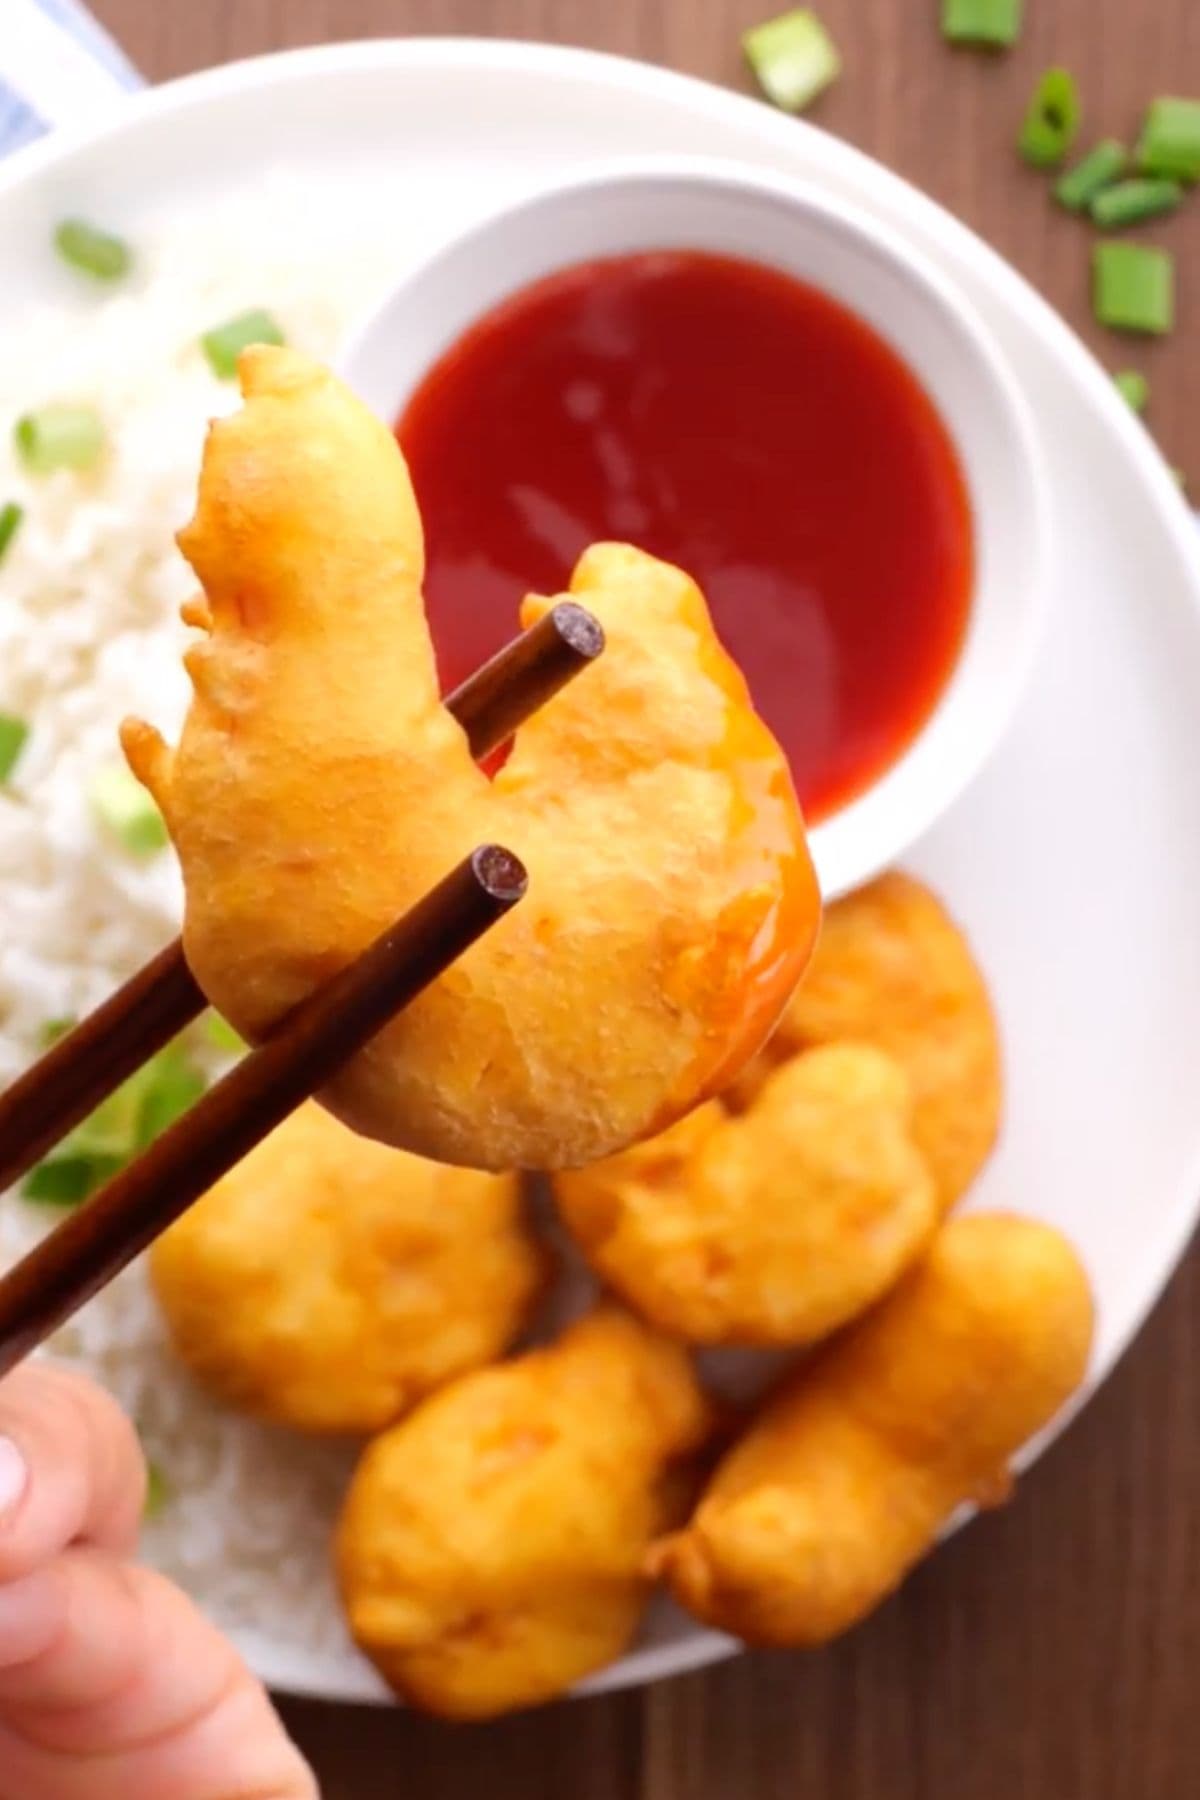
<box><xmin>0</xmin><ymin>179</ymin><xmax>408</xmax><ymax>1670</ymax></box>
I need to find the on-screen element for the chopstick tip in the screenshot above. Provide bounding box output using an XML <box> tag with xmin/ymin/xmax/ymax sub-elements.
<box><xmin>471</xmin><ymin>844</ymin><xmax>529</xmax><ymax>906</ymax></box>
<box><xmin>549</xmin><ymin>601</ymin><xmax>605</xmax><ymax>663</ymax></box>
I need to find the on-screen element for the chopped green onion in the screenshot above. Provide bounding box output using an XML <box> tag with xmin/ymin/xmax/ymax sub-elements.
<box><xmin>41</xmin><ymin>1016</ymin><xmax>77</xmax><ymax>1048</ymax></box>
<box><xmin>201</xmin><ymin>308</ymin><xmax>286</xmax><ymax>380</ymax></box>
<box><xmin>0</xmin><ymin>714</ymin><xmax>29</xmax><ymax>783</ymax></box>
<box><xmin>1137</xmin><ymin>97</ymin><xmax>1200</xmax><ymax>183</ymax></box>
<box><xmin>22</xmin><ymin>1153</ymin><xmax>121</xmax><ymax>1206</ymax></box>
<box><xmin>1054</xmin><ymin>139</ymin><xmax>1127</xmax><ymax>211</ymax></box>
<box><xmin>0</xmin><ymin>501</ymin><xmax>23</xmax><ymax>565</ymax></box>
<box><xmin>942</xmin><ymin>0</ymin><xmax>1022</xmax><ymax>48</ymax></box>
<box><xmin>144</xmin><ymin>1460</ymin><xmax>170</xmax><ymax>1519</ymax></box>
<box><xmin>14</xmin><ymin>406</ymin><xmax>105</xmax><ymax>475</ymax></box>
<box><xmin>1113</xmin><ymin>371</ymin><xmax>1149</xmax><ymax>414</ymax></box>
<box><xmin>22</xmin><ymin>1041</ymin><xmax>208</xmax><ymax>1207</ymax></box>
<box><xmin>205</xmin><ymin>1012</ymin><xmax>246</xmax><ymax>1055</ymax></box>
<box><xmin>742</xmin><ymin>9</ymin><xmax>840</xmax><ymax>113</ymax></box>
<box><xmin>136</xmin><ymin>1047</ymin><xmax>206</xmax><ymax>1147</ymax></box>
<box><xmin>88</xmin><ymin>765</ymin><xmax>169</xmax><ymax>856</ymax></box>
<box><xmin>1018</xmin><ymin>69</ymin><xmax>1081</xmax><ymax>169</ymax></box>
<box><xmin>54</xmin><ymin>218</ymin><xmax>132</xmax><ymax>282</ymax></box>
<box><xmin>1093</xmin><ymin>243</ymin><xmax>1175</xmax><ymax>336</ymax></box>
<box><xmin>1092</xmin><ymin>177</ymin><xmax>1183</xmax><ymax>230</ymax></box>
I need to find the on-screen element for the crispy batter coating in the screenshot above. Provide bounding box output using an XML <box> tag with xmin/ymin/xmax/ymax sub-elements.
<box><xmin>554</xmin><ymin>1044</ymin><xmax>936</xmax><ymax>1346</ymax></box>
<box><xmin>336</xmin><ymin>1306</ymin><xmax>712</xmax><ymax>1718</ymax></box>
<box><xmin>150</xmin><ymin>1103</ymin><xmax>545</xmax><ymax>1434</ymax></box>
<box><xmin>730</xmin><ymin>872</ymin><xmax>1001</xmax><ymax>1208</ymax></box>
<box><xmin>122</xmin><ymin>347</ymin><xmax>819</xmax><ymax>1171</ymax></box>
<box><xmin>653</xmin><ymin>1213</ymin><xmax>1093</xmax><ymax>1646</ymax></box>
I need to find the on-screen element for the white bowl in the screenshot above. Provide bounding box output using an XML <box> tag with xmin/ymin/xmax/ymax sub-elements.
<box><xmin>340</xmin><ymin>155</ymin><xmax>1048</xmax><ymax>899</ymax></box>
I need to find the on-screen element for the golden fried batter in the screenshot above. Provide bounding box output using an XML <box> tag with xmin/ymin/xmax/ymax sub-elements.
<box><xmin>122</xmin><ymin>347</ymin><xmax>819</xmax><ymax>1171</ymax></box>
<box><xmin>336</xmin><ymin>1306</ymin><xmax>712</xmax><ymax>1718</ymax></box>
<box><xmin>653</xmin><ymin>1213</ymin><xmax>1093</xmax><ymax>1646</ymax></box>
<box><xmin>150</xmin><ymin>1103</ymin><xmax>545</xmax><ymax>1434</ymax></box>
<box><xmin>554</xmin><ymin>1044</ymin><xmax>936</xmax><ymax>1345</ymax></box>
<box><xmin>730</xmin><ymin>872</ymin><xmax>1001</xmax><ymax>1207</ymax></box>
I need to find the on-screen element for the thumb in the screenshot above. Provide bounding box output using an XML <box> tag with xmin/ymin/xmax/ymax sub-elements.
<box><xmin>0</xmin><ymin>1547</ymin><xmax>316</xmax><ymax>1800</ymax></box>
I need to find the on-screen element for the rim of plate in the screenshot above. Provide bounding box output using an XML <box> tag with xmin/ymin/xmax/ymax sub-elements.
<box><xmin>2</xmin><ymin>36</ymin><xmax>1198</xmax><ymax>1707</ymax></box>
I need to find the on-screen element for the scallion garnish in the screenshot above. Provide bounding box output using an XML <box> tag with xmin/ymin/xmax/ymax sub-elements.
<box><xmin>88</xmin><ymin>764</ymin><xmax>169</xmax><ymax>856</ymax></box>
<box><xmin>0</xmin><ymin>501</ymin><xmax>23</xmax><ymax>565</ymax></box>
<box><xmin>205</xmin><ymin>1012</ymin><xmax>246</xmax><ymax>1055</ymax></box>
<box><xmin>22</xmin><ymin>1153</ymin><xmax>121</xmax><ymax>1206</ymax></box>
<box><xmin>1018</xmin><ymin>69</ymin><xmax>1081</xmax><ymax>168</ymax></box>
<box><xmin>742</xmin><ymin>9</ymin><xmax>840</xmax><ymax>114</ymax></box>
<box><xmin>201</xmin><ymin>308</ymin><xmax>286</xmax><ymax>380</ymax></box>
<box><xmin>1092</xmin><ymin>177</ymin><xmax>1183</xmax><ymax>230</ymax></box>
<box><xmin>41</xmin><ymin>1016</ymin><xmax>77</xmax><ymax>1047</ymax></box>
<box><xmin>1137</xmin><ymin>97</ymin><xmax>1200</xmax><ymax>183</ymax></box>
<box><xmin>1054</xmin><ymin>140</ymin><xmax>1128</xmax><ymax>212</ymax></box>
<box><xmin>54</xmin><ymin>218</ymin><xmax>132</xmax><ymax>282</ymax></box>
<box><xmin>144</xmin><ymin>1460</ymin><xmax>170</xmax><ymax>1519</ymax></box>
<box><xmin>23</xmin><ymin>1039</ymin><xmax>208</xmax><ymax>1207</ymax></box>
<box><xmin>1093</xmin><ymin>243</ymin><xmax>1174</xmax><ymax>336</ymax></box>
<box><xmin>14</xmin><ymin>406</ymin><xmax>105</xmax><ymax>475</ymax></box>
<box><xmin>942</xmin><ymin>0</ymin><xmax>1022</xmax><ymax>48</ymax></box>
<box><xmin>0</xmin><ymin>714</ymin><xmax>29</xmax><ymax>783</ymax></box>
<box><xmin>1113</xmin><ymin>371</ymin><xmax>1149</xmax><ymax>414</ymax></box>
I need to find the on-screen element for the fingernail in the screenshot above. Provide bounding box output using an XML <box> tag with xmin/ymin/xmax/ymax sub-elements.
<box><xmin>0</xmin><ymin>1436</ymin><xmax>28</xmax><ymax>1518</ymax></box>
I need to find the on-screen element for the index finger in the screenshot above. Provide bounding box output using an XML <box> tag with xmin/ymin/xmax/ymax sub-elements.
<box><xmin>0</xmin><ymin>1362</ymin><xmax>145</xmax><ymax>1579</ymax></box>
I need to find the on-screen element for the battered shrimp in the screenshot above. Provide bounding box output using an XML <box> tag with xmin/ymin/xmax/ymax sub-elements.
<box><xmin>653</xmin><ymin>1213</ymin><xmax>1093</xmax><ymax>1645</ymax></box>
<box><xmin>122</xmin><ymin>348</ymin><xmax>819</xmax><ymax>1171</ymax></box>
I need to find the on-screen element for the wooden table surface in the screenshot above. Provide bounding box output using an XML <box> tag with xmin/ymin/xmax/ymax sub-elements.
<box><xmin>90</xmin><ymin>3</ymin><xmax>1200</xmax><ymax>1794</ymax></box>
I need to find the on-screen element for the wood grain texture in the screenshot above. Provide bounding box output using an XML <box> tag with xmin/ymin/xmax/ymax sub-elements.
<box><xmin>87</xmin><ymin>3</ymin><xmax>1200</xmax><ymax>1795</ymax></box>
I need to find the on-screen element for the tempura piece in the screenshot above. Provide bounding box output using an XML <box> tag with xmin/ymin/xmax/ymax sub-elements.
<box><xmin>730</xmin><ymin>872</ymin><xmax>1001</xmax><ymax>1207</ymax></box>
<box><xmin>150</xmin><ymin>1103</ymin><xmax>545</xmax><ymax>1434</ymax></box>
<box><xmin>653</xmin><ymin>1213</ymin><xmax>1093</xmax><ymax>1645</ymax></box>
<box><xmin>336</xmin><ymin>1306</ymin><xmax>712</xmax><ymax>1718</ymax></box>
<box><xmin>122</xmin><ymin>347</ymin><xmax>819</xmax><ymax>1171</ymax></box>
<box><xmin>554</xmin><ymin>1044</ymin><xmax>936</xmax><ymax>1345</ymax></box>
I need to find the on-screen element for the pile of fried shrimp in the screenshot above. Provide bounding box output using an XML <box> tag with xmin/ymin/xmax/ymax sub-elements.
<box><xmin>139</xmin><ymin>350</ymin><xmax>1093</xmax><ymax>1720</ymax></box>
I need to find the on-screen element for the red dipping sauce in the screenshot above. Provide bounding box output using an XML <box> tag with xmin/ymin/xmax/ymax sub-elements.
<box><xmin>399</xmin><ymin>250</ymin><xmax>973</xmax><ymax>823</ymax></box>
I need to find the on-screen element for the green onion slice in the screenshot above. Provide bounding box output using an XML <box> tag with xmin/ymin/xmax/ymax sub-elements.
<box><xmin>1018</xmin><ymin>69</ymin><xmax>1081</xmax><ymax>168</ymax></box>
<box><xmin>1137</xmin><ymin>97</ymin><xmax>1200</xmax><ymax>183</ymax></box>
<box><xmin>1092</xmin><ymin>178</ymin><xmax>1183</xmax><ymax>230</ymax></box>
<box><xmin>23</xmin><ymin>1040</ymin><xmax>208</xmax><ymax>1207</ymax></box>
<box><xmin>54</xmin><ymin>218</ymin><xmax>133</xmax><ymax>281</ymax></box>
<box><xmin>1055</xmin><ymin>140</ymin><xmax>1128</xmax><ymax>211</ymax></box>
<box><xmin>22</xmin><ymin>1153</ymin><xmax>122</xmax><ymax>1206</ymax></box>
<box><xmin>0</xmin><ymin>501</ymin><xmax>23</xmax><ymax>565</ymax></box>
<box><xmin>743</xmin><ymin>9</ymin><xmax>840</xmax><ymax>113</ymax></box>
<box><xmin>0</xmin><ymin>714</ymin><xmax>29</xmax><ymax>783</ymax></box>
<box><xmin>40</xmin><ymin>1016</ymin><xmax>77</xmax><ymax>1048</ymax></box>
<box><xmin>14</xmin><ymin>406</ymin><xmax>105</xmax><ymax>476</ymax></box>
<box><xmin>144</xmin><ymin>1460</ymin><xmax>170</xmax><ymax>1519</ymax></box>
<box><xmin>88</xmin><ymin>765</ymin><xmax>169</xmax><ymax>856</ymax></box>
<box><xmin>1113</xmin><ymin>371</ymin><xmax>1149</xmax><ymax>414</ymax></box>
<box><xmin>942</xmin><ymin>0</ymin><xmax>1023</xmax><ymax>48</ymax></box>
<box><xmin>1093</xmin><ymin>243</ymin><xmax>1174</xmax><ymax>336</ymax></box>
<box><xmin>205</xmin><ymin>1012</ymin><xmax>247</xmax><ymax>1055</ymax></box>
<box><xmin>201</xmin><ymin>308</ymin><xmax>286</xmax><ymax>379</ymax></box>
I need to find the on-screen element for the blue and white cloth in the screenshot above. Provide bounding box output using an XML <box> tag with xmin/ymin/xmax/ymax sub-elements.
<box><xmin>0</xmin><ymin>0</ymin><xmax>141</xmax><ymax>156</ymax></box>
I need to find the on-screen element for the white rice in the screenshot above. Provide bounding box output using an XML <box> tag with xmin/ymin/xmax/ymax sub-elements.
<box><xmin>0</xmin><ymin>178</ymin><xmax>410</xmax><ymax>1669</ymax></box>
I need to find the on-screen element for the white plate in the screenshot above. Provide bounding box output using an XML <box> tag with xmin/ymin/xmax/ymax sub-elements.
<box><xmin>2</xmin><ymin>38</ymin><xmax>1199</xmax><ymax>1706</ymax></box>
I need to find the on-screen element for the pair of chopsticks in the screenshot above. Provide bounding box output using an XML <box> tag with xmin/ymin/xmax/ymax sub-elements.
<box><xmin>0</xmin><ymin>602</ymin><xmax>604</xmax><ymax>1379</ymax></box>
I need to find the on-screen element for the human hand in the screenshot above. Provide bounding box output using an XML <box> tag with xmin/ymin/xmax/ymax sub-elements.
<box><xmin>0</xmin><ymin>1362</ymin><xmax>317</xmax><ymax>1799</ymax></box>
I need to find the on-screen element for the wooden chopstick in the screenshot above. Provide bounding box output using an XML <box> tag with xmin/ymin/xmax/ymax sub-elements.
<box><xmin>0</xmin><ymin>600</ymin><xmax>604</xmax><ymax>1195</ymax></box>
<box><xmin>0</xmin><ymin>845</ymin><xmax>528</xmax><ymax>1377</ymax></box>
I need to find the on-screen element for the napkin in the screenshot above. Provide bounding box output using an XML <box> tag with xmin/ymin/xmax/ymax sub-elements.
<box><xmin>0</xmin><ymin>0</ymin><xmax>141</xmax><ymax>156</ymax></box>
